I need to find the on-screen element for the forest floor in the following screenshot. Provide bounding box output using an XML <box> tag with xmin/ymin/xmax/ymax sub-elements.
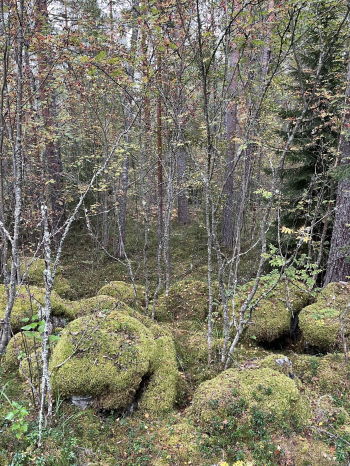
<box><xmin>1</xmin><ymin>217</ymin><xmax>350</xmax><ymax>466</ymax></box>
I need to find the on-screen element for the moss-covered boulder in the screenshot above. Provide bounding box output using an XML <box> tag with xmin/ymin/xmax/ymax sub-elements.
<box><xmin>0</xmin><ymin>285</ymin><xmax>75</xmax><ymax>333</ymax></box>
<box><xmin>156</xmin><ymin>279</ymin><xmax>219</xmax><ymax>322</ymax></box>
<box><xmin>50</xmin><ymin>309</ymin><xmax>179</xmax><ymax>413</ymax></box>
<box><xmin>235</xmin><ymin>275</ymin><xmax>309</xmax><ymax>343</ymax></box>
<box><xmin>298</xmin><ymin>282</ymin><xmax>350</xmax><ymax>351</ymax></box>
<box><xmin>97</xmin><ymin>281</ymin><xmax>145</xmax><ymax>309</ymax></box>
<box><xmin>18</xmin><ymin>257</ymin><xmax>72</xmax><ymax>299</ymax></box>
<box><xmin>157</xmin><ymin>365</ymin><xmax>311</xmax><ymax>465</ymax></box>
<box><xmin>2</xmin><ymin>331</ymin><xmax>42</xmax><ymax>372</ymax></box>
<box><xmin>190</xmin><ymin>366</ymin><xmax>310</xmax><ymax>427</ymax></box>
<box><xmin>67</xmin><ymin>295</ymin><xmax>123</xmax><ymax>319</ymax></box>
<box><xmin>290</xmin><ymin>353</ymin><xmax>350</xmax><ymax>397</ymax></box>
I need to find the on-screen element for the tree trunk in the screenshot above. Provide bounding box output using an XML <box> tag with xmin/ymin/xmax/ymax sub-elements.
<box><xmin>36</xmin><ymin>0</ymin><xmax>64</xmax><ymax>229</ymax></box>
<box><xmin>221</xmin><ymin>43</ymin><xmax>239</xmax><ymax>248</ymax></box>
<box><xmin>0</xmin><ymin>0</ymin><xmax>24</xmax><ymax>353</ymax></box>
<box><xmin>324</xmin><ymin>52</ymin><xmax>350</xmax><ymax>285</ymax></box>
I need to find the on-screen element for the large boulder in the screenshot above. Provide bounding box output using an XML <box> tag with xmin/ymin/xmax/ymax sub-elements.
<box><xmin>156</xmin><ymin>279</ymin><xmax>219</xmax><ymax>322</ymax></box>
<box><xmin>298</xmin><ymin>282</ymin><xmax>350</xmax><ymax>352</ymax></box>
<box><xmin>50</xmin><ymin>309</ymin><xmax>179</xmax><ymax>414</ymax></box>
<box><xmin>67</xmin><ymin>295</ymin><xmax>122</xmax><ymax>319</ymax></box>
<box><xmin>234</xmin><ymin>275</ymin><xmax>309</xmax><ymax>343</ymax></box>
<box><xmin>97</xmin><ymin>281</ymin><xmax>145</xmax><ymax>310</ymax></box>
<box><xmin>0</xmin><ymin>285</ymin><xmax>75</xmax><ymax>333</ymax></box>
<box><xmin>190</xmin><ymin>366</ymin><xmax>310</xmax><ymax>427</ymax></box>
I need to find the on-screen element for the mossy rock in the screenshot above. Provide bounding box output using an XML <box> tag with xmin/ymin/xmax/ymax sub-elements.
<box><xmin>298</xmin><ymin>282</ymin><xmax>350</xmax><ymax>351</ymax></box>
<box><xmin>50</xmin><ymin>309</ymin><xmax>178</xmax><ymax>413</ymax></box>
<box><xmin>290</xmin><ymin>353</ymin><xmax>350</xmax><ymax>397</ymax></box>
<box><xmin>3</xmin><ymin>331</ymin><xmax>41</xmax><ymax>372</ymax></box>
<box><xmin>235</xmin><ymin>275</ymin><xmax>309</xmax><ymax>343</ymax></box>
<box><xmin>18</xmin><ymin>257</ymin><xmax>72</xmax><ymax>299</ymax></box>
<box><xmin>171</xmin><ymin>327</ymin><xmax>222</xmax><ymax>378</ymax></box>
<box><xmin>156</xmin><ymin>279</ymin><xmax>219</xmax><ymax>322</ymax></box>
<box><xmin>159</xmin><ymin>365</ymin><xmax>311</xmax><ymax>465</ymax></box>
<box><xmin>189</xmin><ymin>367</ymin><xmax>310</xmax><ymax>428</ymax></box>
<box><xmin>0</xmin><ymin>285</ymin><xmax>75</xmax><ymax>333</ymax></box>
<box><xmin>97</xmin><ymin>281</ymin><xmax>145</xmax><ymax>309</ymax></box>
<box><xmin>279</xmin><ymin>437</ymin><xmax>338</xmax><ymax>466</ymax></box>
<box><xmin>67</xmin><ymin>295</ymin><xmax>127</xmax><ymax>319</ymax></box>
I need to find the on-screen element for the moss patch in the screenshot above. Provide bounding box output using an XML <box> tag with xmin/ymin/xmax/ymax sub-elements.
<box><xmin>156</xmin><ymin>279</ymin><xmax>219</xmax><ymax>322</ymax></box>
<box><xmin>190</xmin><ymin>366</ymin><xmax>310</xmax><ymax>427</ymax></box>
<box><xmin>97</xmin><ymin>281</ymin><xmax>146</xmax><ymax>309</ymax></box>
<box><xmin>234</xmin><ymin>275</ymin><xmax>309</xmax><ymax>343</ymax></box>
<box><xmin>67</xmin><ymin>295</ymin><xmax>127</xmax><ymax>319</ymax></box>
<box><xmin>0</xmin><ymin>285</ymin><xmax>75</xmax><ymax>333</ymax></box>
<box><xmin>3</xmin><ymin>331</ymin><xmax>41</xmax><ymax>372</ymax></box>
<box><xmin>298</xmin><ymin>282</ymin><xmax>350</xmax><ymax>351</ymax></box>
<box><xmin>290</xmin><ymin>353</ymin><xmax>350</xmax><ymax>397</ymax></box>
<box><xmin>18</xmin><ymin>257</ymin><xmax>72</xmax><ymax>299</ymax></box>
<box><xmin>50</xmin><ymin>309</ymin><xmax>178</xmax><ymax>413</ymax></box>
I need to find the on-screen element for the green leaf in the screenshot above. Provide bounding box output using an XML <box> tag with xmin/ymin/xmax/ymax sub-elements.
<box><xmin>48</xmin><ymin>335</ymin><xmax>61</xmax><ymax>342</ymax></box>
<box><xmin>5</xmin><ymin>412</ymin><xmax>14</xmax><ymax>421</ymax></box>
<box><xmin>21</xmin><ymin>323</ymin><xmax>38</xmax><ymax>330</ymax></box>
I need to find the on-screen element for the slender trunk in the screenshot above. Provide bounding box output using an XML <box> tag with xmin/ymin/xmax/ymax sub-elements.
<box><xmin>222</xmin><ymin>43</ymin><xmax>239</xmax><ymax>248</ymax></box>
<box><xmin>0</xmin><ymin>24</ymin><xmax>8</xmax><ymax>281</ymax></box>
<box><xmin>177</xmin><ymin>145</ymin><xmax>190</xmax><ymax>224</ymax></box>
<box><xmin>38</xmin><ymin>205</ymin><xmax>53</xmax><ymax>447</ymax></box>
<box><xmin>36</xmin><ymin>0</ymin><xmax>63</xmax><ymax>229</ymax></box>
<box><xmin>0</xmin><ymin>0</ymin><xmax>24</xmax><ymax>354</ymax></box>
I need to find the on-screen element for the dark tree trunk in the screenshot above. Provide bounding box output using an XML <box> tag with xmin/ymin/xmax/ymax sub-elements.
<box><xmin>324</xmin><ymin>53</ymin><xmax>350</xmax><ymax>285</ymax></box>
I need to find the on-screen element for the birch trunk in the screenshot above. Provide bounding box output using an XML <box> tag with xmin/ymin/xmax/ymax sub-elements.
<box><xmin>0</xmin><ymin>0</ymin><xmax>24</xmax><ymax>353</ymax></box>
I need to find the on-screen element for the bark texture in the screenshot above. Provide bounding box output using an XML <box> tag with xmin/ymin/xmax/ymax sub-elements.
<box><xmin>324</xmin><ymin>52</ymin><xmax>350</xmax><ymax>285</ymax></box>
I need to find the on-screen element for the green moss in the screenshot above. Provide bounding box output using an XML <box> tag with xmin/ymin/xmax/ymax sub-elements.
<box><xmin>235</xmin><ymin>275</ymin><xmax>309</xmax><ymax>343</ymax></box>
<box><xmin>67</xmin><ymin>295</ymin><xmax>130</xmax><ymax>319</ymax></box>
<box><xmin>19</xmin><ymin>257</ymin><xmax>72</xmax><ymax>299</ymax></box>
<box><xmin>50</xmin><ymin>309</ymin><xmax>178</xmax><ymax>413</ymax></box>
<box><xmin>298</xmin><ymin>282</ymin><xmax>350</xmax><ymax>351</ymax></box>
<box><xmin>290</xmin><ymin>353</ymin><xmax>349</xmax><ymax>397</ymax></box>
<box><xmin>189</xmin><ymin>367</ymin><xmax>310</xmax><ymax>428</ymax></box>
<box><xmin>156</xmin><ymin>279</ymin><xmax>219</xmax><ymax>322</ymax></box>
<box><xmin>97</xmin><ymin>281</ymin><xmax>146</xmax><ymax>309</ymax></box>
<box><xmin>0</xmin><ymin>285</ymin><xmax>75</xmax><ymax>332</ymax></box>
<box><xmin>280</xmin><ymin>437</ymin><xmax>338</xmax><ymax>466</ymax></box>
<box><xmin>3</xmin><ymin>331</ymin><xmax>41</xmax><ymax>372</ymax></box>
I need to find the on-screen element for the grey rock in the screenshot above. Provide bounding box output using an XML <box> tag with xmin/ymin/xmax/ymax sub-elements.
<box><xmin>72</xmin><ymin>395</ymin><xmax>93</xmax><ymax>410</ymax></box>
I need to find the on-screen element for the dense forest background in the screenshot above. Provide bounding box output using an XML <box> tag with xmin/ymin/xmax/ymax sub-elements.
<box><xmin>2</xmin><ymin>0</ymin><xmax>350</xmax><ymax>464</ymax></box>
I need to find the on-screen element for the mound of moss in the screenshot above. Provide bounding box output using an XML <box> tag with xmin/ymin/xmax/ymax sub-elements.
<box><xmin>50</xmin><ymin>309</ymin><xmax>179</xmax><ymax>413</ymax></box>
<box><xmin>156</xmin><ymin>365</ymin><xmax>310</xmax><ymax>465</ymax></box>
<box><xmin>18</xmin><ymin>257</ymin><xmax>72</xmax><ymax>299</ymax></box>
<box><xmin>290</xmin><ymin>353</ymin><xmax>350</xmax><ymax>397</ymax></box>
<box><xmin>156</xmin><ymin>279</ymin><xmax>219</xmax><ymax>322</ymax></box>
<box><xmin>298</xmin><ymin>282</ymin><xmax>350</xmax><ymax>352</ymax></box>
<box><xmin>0</xmin><ymin>285</ymin><xmax>75</xmax><ymax>333</ymax></box>
<box><xmin>234</xmin><ymin>275</ymin><xmax>309</xmax><ymax>343</ymax></box>
<box><xmin>97</xmin><ymin>281</ymin><xmax>145</xmax><ymax>309</ymax></box>
<box><xmin>3</xmin><ymin>331</ymin><xmax>42</xmax><ymax>372</ymax></box>
<box><xmin>67</xmin><ymin>295</ymin><xmax>124</xmax><ymax>319</ymax></box>
<box><xmin>190</xmin><ymin>366</ymin><xmax>310</xmax><ymax>427</ymax></box>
